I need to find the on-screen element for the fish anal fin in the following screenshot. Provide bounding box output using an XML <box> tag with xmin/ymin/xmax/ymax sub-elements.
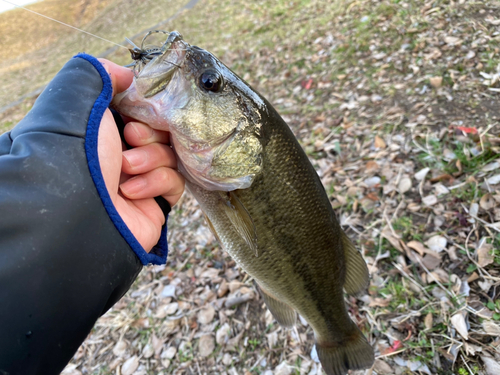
<box><xmin>255</xmin><ymin>282</ymin><xmax>296</xmax><ymax>328</ymax></box>
<box><xmin>218</xmin><ymin>191</ymin><xmax>259</xmax><ymax>257</ymax></box>
<box><xmin>316</xmin><ymin>326</ymin><xmax>374</xmax><ymax>375</ymax></box>
<box><xmin>342</xmin><ymin>231</ymin><xmax>370</xmax><ymax>296</ymax></box>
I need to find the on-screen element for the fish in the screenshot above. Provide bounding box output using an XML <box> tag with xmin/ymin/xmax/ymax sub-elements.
<box><xmin>112</xmin><ymin>31</ymin><xmax>374</xmax><ymax>375</ymax></box>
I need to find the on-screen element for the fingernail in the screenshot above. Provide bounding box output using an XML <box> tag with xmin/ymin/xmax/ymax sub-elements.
<box><xmin>131</xmin><ymin>122</ymin><xmax>154</xmax><ymax>141</ymax></box>
<box><xmin>120</xmin><ymin>176</ymin><xmax>147</xmax><ymax>196</ymax></box>
<box><xmin>123</xmin><ymin>149</ymin><xmax>148</xmax><ymax>169</ymax></box>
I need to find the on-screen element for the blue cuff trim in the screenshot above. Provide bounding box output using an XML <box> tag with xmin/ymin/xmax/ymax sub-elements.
<box><xmin>77</xmin><ymin>53</ymin><xmax>168</xmax><ymax>266</ymax></box>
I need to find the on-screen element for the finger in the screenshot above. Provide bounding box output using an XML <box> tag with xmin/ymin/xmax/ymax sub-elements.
<box><xmin>98</xmin><ymin>58</ymin><xmax>134</xmax><ymax>95</ymax></box>
<box><xmin>124</xmin><ymin>122</ymin><xmax>170</xmax><ymax>147</ymax></box>
<box><xmin>120</xmin><ymin>167</ymin><xmax>185</xmax><ymax>206</ymax></box>
<box><xmin>122</xmin><ymin>143</ymin><xmax>177</xmax><ymax>174</ymax></box>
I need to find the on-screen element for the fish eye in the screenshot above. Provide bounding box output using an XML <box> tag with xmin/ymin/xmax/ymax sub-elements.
<box><xmin>199</xmin><ymin>70</ymin><xmax>223</xmax><ymax>92</ymax></box>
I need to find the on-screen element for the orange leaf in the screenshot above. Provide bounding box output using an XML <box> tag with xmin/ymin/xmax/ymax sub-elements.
<box><xmin>457</xmin><ymin>126</ymin><xmax>478</xmax><ymax>134</ymax></box>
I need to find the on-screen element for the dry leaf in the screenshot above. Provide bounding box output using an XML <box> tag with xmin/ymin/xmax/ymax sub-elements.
<box><xmin>487</xmin><ymin>174</ymin><xmax>500</xmax><ymax>185</ymax></box>
<box><xmin>112</xmin><ymin>340</ymin><xmax>127</xmax><ymax>357</ymax></box>
<box><xmin>406</xmin><ymin>241</ymin><xmax>428</xmax><ymax>256</ymax></box>
<box><xmin>444</xmin><ymin>36</ymin><xmax>462</xmax><ymax>45</ymax></box>
<box><xmin>480</xmin><ymin>193</ymin><xmax>496</xmax><ymax>210</ymax></box>
<box><xmin>374</xmin><ymin>359</ymin><xmax>395</xmax><ymax>374</ymax></box>
<box><xmin>275</xmin><ymin>362</ymin><xmax>292</xmax><ymax>375</ymax></box>
<box><xmin>398</xmin><ymin>177</ymin><xmax>412</xmax><ymax>194</ymax></box>
<box><xmin>216</xmin><ymin>323</ymin><xmax>231</xmax><ymax>345</ymax></box>
<box><xmin>482</xmin><ymin>356</ymin><xmax>500</xmax><ymax>375</ymax></box>
<box><xmin>197</xmin><ymin>305</ymin><xmax>216</xmax><ymax>325</ymax></box>
<box><xmin>430</xmin><ymin>76</ymin><xmax>442</xmax><ymax>88</ymax></box>
<box><xmin>424</xmin><ymin>313</ymin><xmax>433</xmax><ymax>330</ymax></box>
<box><xmin>415</xmin><ymin>167</ymin><xmax>430</xmax><ymax>181</ymax></box>
<box><xmin>483</xmin><ymin>321</ymin><xmax>500</xmax><ymax>336</ymax></box>
<box><xmin>374</xmin><ymin>135</ymin><xmax>386</xmax><ymax>149</ymax></box>
<box><xmin>450</xmin><ymin>313</ymin><xmax>469</xmax><ymax>340</ymax></box>
<box><xmin>198</xmin><ymin>335</ymin><xmax>215</xmax><ymax>357</ymax></box>
<box><xmin>477</xmin><ymin>242</ymin><xmax>494</xmax><ymax>267</ymax></box>
<box><xmin>121</xmin><ymin>356</ymin><xmax>139</xmax><ymax>375</ymax></box>
<box><xmin>422</xmin><ymin>195</ymin><xmax>438</xmax><ymax>206</ymax></box>
<box><xmin>162</xmin><ymin>346</ymin><xmax>177</xmax><ymax>359</ymax></box>
<box><xmin>426</xmin><ymin>235</ymin><xmax>447</xmax><ymax>253</ymax></box>
<box><xmin>142</xmin><ymin>343</ymin><xmax>154</xmax><ymax>358</ymax></box>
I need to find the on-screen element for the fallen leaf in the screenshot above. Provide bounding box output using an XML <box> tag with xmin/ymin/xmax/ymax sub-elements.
<box><xmin>456</xmin><ymin>126</ymin><xmax>478</xmax><ymax>134</ymax></box>
<box><xmin>430</xmin><ymin>76</ymin><xmax>442</xmax><ymax>88</ymax></box>
<box><xmin>486</xmin><ymin>174</ymin><xmax>500</xmax><ymax>185</ymax></box>
<box><xmin>382</xmin><ymin>340</ymin><xmax>403</xmax><ymax>355</ymax></box>
<box><xmin>477</xmin><ymin>242</ymin><xmax>494</xmax><ymax>267</ymax></box>
<box><xmin>406</xmin><ymin>241</ymin><xmax>428</xmax><ymax>256</ymax></box>
<box><xmin>426</xmin><ymin>235</ymin><xmax>447</xmax><ymax>253</ymax></box>
<box><xmin>121</xmin><ymin>356</ymin><xmax>139</xmax><ymax>375</ymax></box>
<box><xmin>398</xmin><ymin>177</ymin><xmax>412</xmax><ymax>194</ymax></box>
<box><xmin>198</xmin><ymin>335</ymin><xmax>215</xmax><ymax>357</ymax></box>
<box><xmin>483</xmin><ymin>321</ymin><xmax>500</xmax><ymax>336</ymax></box>
<box><xmin>216</xmin><ymin>323</ymin><xmax>231</xmax><ymax>345</ymax></box>
<box><xmin>275</xmin><ymin>362</ymin><xmax>292</xmax><ymax>375</ymax></box>
<box><xmin>480</xmin><ymin>193</ymin><xmax>496</xmax><ymax>210</ymax></box>
<box><xmin>112</xmin><ymin>340</ymin><xmax>127</xmax><ymax>357</ymax></box>
<box><xmin>197</xmin><ymin>305</ymin><xmax>216</xmax><ymax>325</ymax></box>
<box><xmin>142</xmin><ymin>342</ymin><xmax>154</xmax><ymax>358</ymax></box>
<box><xmin>374</xmin><ymin>135</ymin><xmax>386</xmax><ymax>149</ymax></box>
<box><xmin>482</xmin><ymin>355</ymin><xmax>500</xmax><ymax>375</ymax></box>
<box><xmin>422</xmin><ymin>195</ymin><xmax>438</xmax><ymax>206</ymax></box>
<box><xmin>444</xmin><ymin>36</ymin><xmax>462</xmax><ymax>45</ymax></box>
<box><xmin>415</xmin><ymin>167</ymin><xmax>430</xmax><ymax>181</ymax></box>
<box><xmin>424</xmin><ymin>313</ymin><xmax>433</xmax><ymax>330</ymax></box>
<box><xmin>451</xmin><ymin>313</ymin><xmax>469</xmax><ymax>340</ymax></box>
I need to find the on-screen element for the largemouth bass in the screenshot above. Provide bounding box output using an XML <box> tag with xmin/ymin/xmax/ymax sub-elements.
<box><xmin>113</xmin><ymin>31</ymin><xmax>374</xmax><ymax>375</ymax></box>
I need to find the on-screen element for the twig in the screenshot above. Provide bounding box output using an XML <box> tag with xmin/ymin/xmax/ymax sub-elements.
<box><xmin>392</xmin><ymin>262</ymin><xmax>432</xmax><ymax>299</ymax></box>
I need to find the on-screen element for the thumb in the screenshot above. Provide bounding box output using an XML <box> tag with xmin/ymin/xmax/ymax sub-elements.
<box><xmin>98</xmin><ymin>59</ymin><xmax>134</xmax><ymax>96</ymax></box>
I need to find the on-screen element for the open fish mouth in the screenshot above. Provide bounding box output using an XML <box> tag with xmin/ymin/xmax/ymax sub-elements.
<box><xmin>130</xmin><ymin>31</ymin><xmax>189</xmax><ymax>98</ymax></box>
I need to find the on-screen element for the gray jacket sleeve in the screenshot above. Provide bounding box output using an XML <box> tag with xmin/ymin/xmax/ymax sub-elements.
<box><xmin>0</xmin><ymin>54</ymin><xmax>169</xmax><ymax>375</ymax></box>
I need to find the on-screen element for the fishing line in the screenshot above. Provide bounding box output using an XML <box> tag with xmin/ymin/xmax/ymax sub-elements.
<box><xmin>1</xmin><ymin>0</ymin><xmax>128</xmax><ymax>50</ymax></box>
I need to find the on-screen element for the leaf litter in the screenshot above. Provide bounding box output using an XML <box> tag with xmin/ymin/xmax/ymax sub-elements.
<box><xmin>1</xmin><ymin>0</ymin><xmax>498</xmax><ymax>374</ymax></box>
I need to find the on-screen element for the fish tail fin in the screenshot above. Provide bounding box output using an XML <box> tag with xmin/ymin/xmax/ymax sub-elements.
<box><xmin>316</xmin><ymin>326</ymin><xmax>374</xmax><ymax>375</ymax></box>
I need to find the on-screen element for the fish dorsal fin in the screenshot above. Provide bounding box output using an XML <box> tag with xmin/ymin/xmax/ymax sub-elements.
<box><xmin>218</xmin><ymin>191</ymin><xmax>259</xmax><ymax>257</ymax></box>
<box><xmin>255</xmin><ymin>282</ymin><xmax>296</xmax><ymax>328</ymax></box>
<box><xmin>342</xmin><ymin>231</ymin><xmax>370</xmax><ymax>295</ymax></box>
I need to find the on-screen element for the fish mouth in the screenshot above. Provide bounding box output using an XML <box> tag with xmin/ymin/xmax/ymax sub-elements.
<box><xmin>134</xmin><ymin>31</ymin><xmax>189</xmax><ymax>98</ymax></box>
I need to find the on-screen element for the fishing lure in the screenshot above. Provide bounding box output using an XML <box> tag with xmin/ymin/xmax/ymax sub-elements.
<box><xmin>126</xmin><ymin>30</ymin><xmax>183</xmax><ymax>75</ymax></box>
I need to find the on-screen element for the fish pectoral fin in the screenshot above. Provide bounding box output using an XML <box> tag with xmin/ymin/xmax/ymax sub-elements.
<box><xmin>342</xmin><ymin>231</ymin><xmax>370</xmax><ymax>296</ymax></box>
<box><xmin>255</xmin><ymin>282</ymin><xmax>296</xmax><ymax>328</ymax></box>
<box><xmin>219</xmin><ymin>191</ymin><xmax>259</xmax><ymax>257</ymax></box>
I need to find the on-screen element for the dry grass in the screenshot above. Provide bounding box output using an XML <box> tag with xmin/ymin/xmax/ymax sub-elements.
<box><xmin>2</xmin><ymin>0</ymin><xmax>500</xmax><ymax>374</ymax></box>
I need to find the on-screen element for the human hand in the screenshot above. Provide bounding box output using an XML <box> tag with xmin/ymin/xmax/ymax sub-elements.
<box><xmin>97</xmin><ymin>60</ymin><xmax>185</xmax><ymax>252</ymax></box>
